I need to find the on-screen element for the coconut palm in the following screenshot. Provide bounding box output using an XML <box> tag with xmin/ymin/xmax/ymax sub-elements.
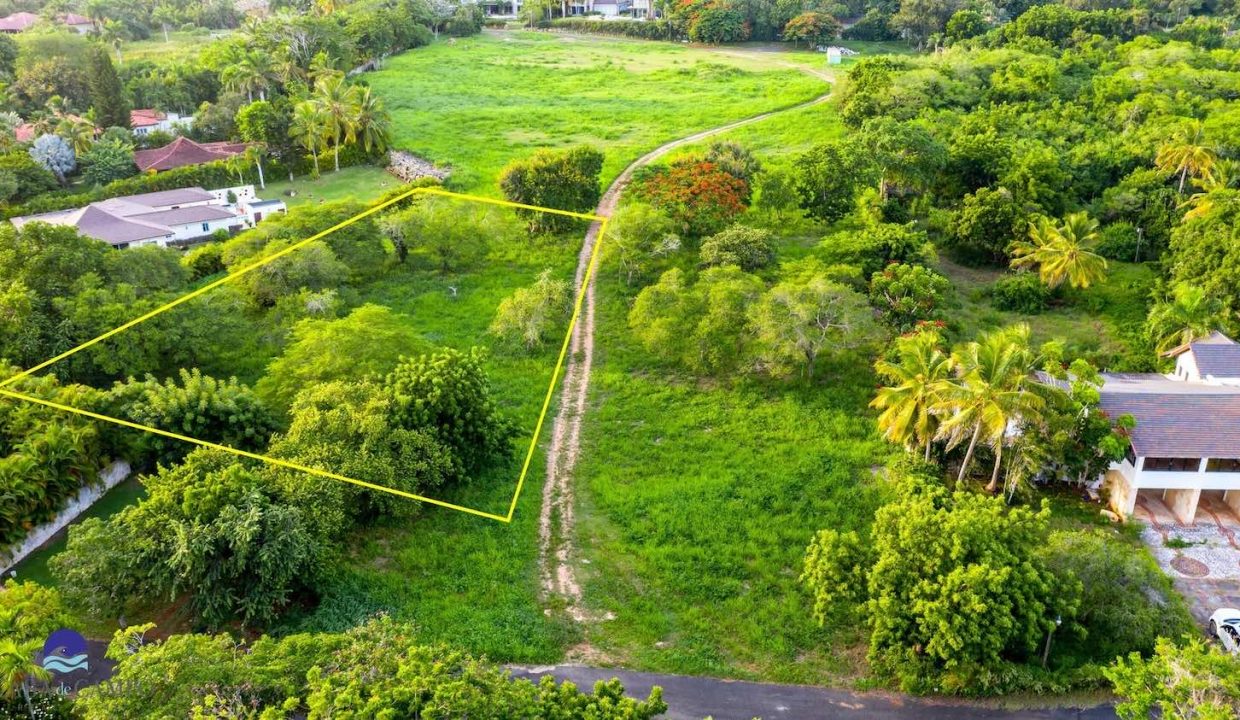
<box><xmin>352</xmin><ymin>86</ymin><xmax>391</xmax><ymax>156</ymax></box>
<box><xmin>222</xmin><ymin>49</ymin><xmax>277</xmax><ymax>103</ymax></box>
<box><xmin>936</xmin><ymin>325</ymin><xmax>1049</xmax><ymax>491</ymax></box>
<box><xmin>1182</xmin><ymin>158</ymin><xmax>1240</xmax><ymax>221</ymax></box>
<box><xmin>100</xmin><ymin>19</ymin><xmax>127</xmax><ymax>65</ymax></box>
<box><xmin>290</xmin><ymin>101</ymin><xmax>327</xmax><ymax>177</ymax></box>
<box><xmin>151</xmin><ymin>3</ymin><xmax>178</xmax><ymax>43</ymax></box>
<box><xmin>0</xmin><ymin>638</ymin><xmax>48</xmax><ymax>703</ymax></box>
<box><xmin>312</xmin><ymin>75</ymin><xmax>360</xmax><ymax>173</ymax></box>
<box><xmin>872</xmin><ymin>328</ymin><xmax>954</xmax><ymax>461</ymax></box>
<box><xmin>1010</xmin><ymin>212</ymin><xmax>1108</xmax><ymax>290</ymax></box>
<box><xmin>1145</xmin><ymin>282</ymin><xmax>1227</xmax><ymax>354</ymax></box>
<box><xmin>56</xmin><ymin>116</ymin><xmax>95</xmax><ymax>154</ymax></box>
<box><xmin>1156</xmin><ymin>120</ymin><xmax>1217</xmax><ymax>194</ymax></box>
<box><xmin>243</xmin><ymin>144</ymin><xmax>267</xmax><ymax>189</ymax></box>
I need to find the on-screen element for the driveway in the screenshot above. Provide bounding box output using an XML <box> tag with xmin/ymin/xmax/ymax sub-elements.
<box><xmin>509</xmin><ymin>665</ymin><xmax>1116</xmax><ymax>720</ymax></box>
<box><xmin>1135</xmin><ymin>491</ymin><xmax>1240</xmax><ymax>626</ymax></box>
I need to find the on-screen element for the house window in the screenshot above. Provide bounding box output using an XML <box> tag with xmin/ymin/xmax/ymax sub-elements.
<box><xmin>202</xmin><ymin>222</ymin><xmax>210</xmax><ymax>232</ymax></box>
<box><xmin>1125</xmin><ymin>446</ymin><xmax>1136</xmax><ymax>466</ymax></box>
<box><xmin>1206</xmin><ymin>458</ymin><xmax>1240</xmax><ymax>472</ymax></box>
<box><xmin>1142</xmin><ymin>457</ymin><xmax>1201</xmax><ymax>472</ymax></box>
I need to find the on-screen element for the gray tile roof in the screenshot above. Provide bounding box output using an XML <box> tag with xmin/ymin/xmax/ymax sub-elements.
<box><xmin>70</xmin><ymin>206</ymin><xmax>171</xmax><ymax>246</ymax></box>
<box><xmin>132</xmin><ymin>205</ymin><xmax>237</xmax><ymax>226</ymax></box>
<box><xmin>1189</xmin><ymin>342</ymin><xmax>1240</xmax><ymax>378</ymax></box>
<box><xmin>1099</xmin><ymin>378</ymin><xmax>1240</xmax><ymax>459</ymax></box>
<box><xmin>119</xmin><ymin>187</ymin><xmax>215</xmax><ymax>207</ymax></box>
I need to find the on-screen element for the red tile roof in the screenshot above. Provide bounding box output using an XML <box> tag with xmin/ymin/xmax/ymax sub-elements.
<box><xmin>0</xmin><ymin>12</ymin><xmax>39</xmax><ymax>32</ymax></box>
<box><xmin>130</xmin><ymin>109</ymin><xmax>167</xmax><ymax>128</ymax></box>
<box><xmin>133</xmin><ymin>136</ymin><xmax>250</xmax><ymax>172</ymax></box>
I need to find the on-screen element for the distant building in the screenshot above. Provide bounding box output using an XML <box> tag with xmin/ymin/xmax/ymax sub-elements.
<box><xmin>134</xmin><ymin>136</ymin><xmax>250</xmax><ymax>172</ymax></box>
<box><xmin>0</xmin><ymin>11</ymin><xmax>94</xmax><ymax>33</ymax></box>
<box><xmin>10</xmin><ymin>185</ymin><xmax>286</xmax><ymax>250</ymax></box>
<box><xmin>1100</xmin><ymin>332</ymin><xmax>1240</xmax><ymax>524</ymax></box>
<box><xmin>131</xmin><ymin>109</ymin><xmax>194</xmax><ymax>137</ymax></box>
<box><xmin>480</xmin><ymin>0</ymin><xmax>653</xmax><ymax>17</ymax></box>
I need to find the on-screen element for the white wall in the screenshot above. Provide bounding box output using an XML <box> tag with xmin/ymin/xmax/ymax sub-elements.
<box><xmin>1</xmin><ymin>461</ymin><xmax>131</xmax><ymax>575</ymax></box>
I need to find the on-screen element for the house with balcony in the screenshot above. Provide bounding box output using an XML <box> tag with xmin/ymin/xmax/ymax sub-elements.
<box><xmin>10</xmin><ymin>185</ymin><xmax>285</xmax><ymax>250</ymax></box>
<box><xmin>1101</xmin><ymin>332</ymin><xmax>1240</xmax><ymax>524</ymax></box>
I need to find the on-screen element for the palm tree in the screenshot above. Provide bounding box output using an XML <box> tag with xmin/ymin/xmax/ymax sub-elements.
<box><xmin>936</xmin><ymin>325</ymin><xmax>1049</xmax><ymax>491</ymax></box>
<box><xmin>221</xmin><ymin>50</ymin><xmax>277</xmax><ymax>103</ymax></box>
<box><xmin>1156</xmin><ymin>120</ymin><xmax>1217</xmax><ymax>194</ymax></box>
<box><xmin>352</xmin><ymin>86</ymin><xmax>391</xmax><ymax>157</ymax></box>
<box><xmin>1145</xmin><ymin>282</ymin><xmax>1227</xmax><ymax>354</ymax></box>
<box><xmin>1182</xmin><ymin>158</ymin><xmax>1239</xmax><ymax>221</ymax></box>
<box><xmin>151</xmin><ymin>3</ymin><xmax>178</xmax><ymax>42</ymax></box>
<box><xmin>1010</xmin><ymin>212</ymin><xmax>1108</xmax><ymax>290</ymax></box>
<box><xmin>56</xmin><ymin>116</ymin><xmax>95</xmax><ymax>154</ymax></box>
<box><xmin>0</xmin><ymin>637</ymin><xmax>49</xmax><ymax>708</ymax></box>
<box><xmin>290</xmin><ymin>101</ymin><xmax>327</xmax><ymax>177</ymax></box>
<box><xmin>100</xmin><ymin>19</ymin><xmax>126</xmax><ymax>65</ymax></box>
<box><xmin>243</xmin><ymin>144</ymin><xmax>266</xmax><ymax>189</ymax></box>
<box><xmin>872</xmin><ymin>329</ymin><xmax>954</xmax><ymax>461</ymax></box>
<box><xmin>313</xmin><ymin>75</ymin><xmax>360</xmax><ymax>173</ymax></box>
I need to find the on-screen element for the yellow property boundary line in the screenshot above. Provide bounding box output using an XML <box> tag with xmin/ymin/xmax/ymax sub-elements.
<box><xmin>0</xmin><ymin>186</ymin><xmax>610</xmax><ymax>524</ymax></box>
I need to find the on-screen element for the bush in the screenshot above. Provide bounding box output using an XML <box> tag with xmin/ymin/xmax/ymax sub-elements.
<box><xmin>1095</xmin><ymin>222</ymin><xmax>1143</xmax><ymax>262</ymax></box>
<box><xmin>990</xmin><ymin>272</ymin><xmax>1050</xmax><ymax>313</ymax></box>
<box><xmin>490</xmin><ymin>268</ymin><xmax>572</xmax><ymax>349</ymax></box>
<box><xmin>182</xmin><ymin>241</ymin><xmax>226</xmax><ymax>280</ymax></box>
<box><xmin>699</xmin><ymin>224</ymin><xmax>775</xmax><ymax>271</ymax></box>
<box><xmin>818</xmin><ymin>222</ymin><xmax>935</xmax><ymax>277</ymax></box>
<box><xmin>499</xmin><ymin>146</ymin><xmax>603</xmax><ymax>234</ymax></box>
<box><xmin>949</xmin><ymin>186</ymin><xmax>1025</xmax><ymax>266</ymax></box>
<box><xmin>842</xmin><ymin>9</ymin><xmax>898</xmax><ymax>41</ymax></box>
<box><xmin>687</xmin><ymin>1</ymin><xmax>750</xmax><ymax>43</ymax></box>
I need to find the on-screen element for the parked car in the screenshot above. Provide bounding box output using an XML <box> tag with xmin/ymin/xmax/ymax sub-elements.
<box><xmin>1209</xmin><ymin>607</ymin><xmax>1240</xmax><ymax>655</ymax></box>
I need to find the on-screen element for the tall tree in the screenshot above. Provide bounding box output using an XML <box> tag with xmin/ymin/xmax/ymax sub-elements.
<box><xmin>872</xmin><ymin>328</ymin><xmax>953</xmax><ymax>461</ymax></box>
<box><xmin>290</xmin><ymin>100</ymin><xmax>327</xmax><ymax>177</ymax></box>
<box><xmin>87</xmin><ymin>45</ymin><xmax>130</xmax><ymax>130</ymax></box>
<box><xmin>1145</xmin><ymin>282</ymin><xmax>1227</xmax><ymax>354</ymax></box>
<box><xmin>312</xmin><ymin>75</ymin><xmax>359</xmax><ymax>173</ymax></box>
<box><xmin>936</xmin><ymin>325</ymin><xmax>1050</xmax><ymax>491</ymax></box>
<box><xmin>352</xmin><ymin>86</ymin><xmax>391</xmax><ymax>157</ymax></box>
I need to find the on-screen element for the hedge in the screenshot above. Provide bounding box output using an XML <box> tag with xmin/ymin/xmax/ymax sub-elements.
<box><xmin>549</xmin><ymin>18</ymin><xmax>676</xmax><ymax>40</ymax></box>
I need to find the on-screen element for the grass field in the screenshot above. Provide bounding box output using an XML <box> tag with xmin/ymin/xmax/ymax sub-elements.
<box><xmin>260</xmin><ymin>166</ymin><xmax>398</xmax><ymax>208</ymax></box>
<box><xmin>121</xmin><ymin>29</ymin><xmax>229</xmax><ymax>63</ymax></box>
<box><xmin>268</xmin><ymin>203</ymin><xmax>586</xmax><ymax>660</ymax></box>
<box><xmin>569</xmin><ymin>227</ymin><xmax>893</xmax><ymax>683</ymax></box>
<box><xmin>368</xmin><ymin>31</ymin><xmax>828</xmax><ymax>194</ymax></box>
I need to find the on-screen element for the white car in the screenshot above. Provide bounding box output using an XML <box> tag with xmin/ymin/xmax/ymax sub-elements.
<box><xmin>1209</xmin><ymin>608</ymin><xmax>1240</xmax><ymax>655</ymax></box>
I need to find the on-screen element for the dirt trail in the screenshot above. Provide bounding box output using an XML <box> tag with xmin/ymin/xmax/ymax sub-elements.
<box><xmin>538</xmin><ymin>58</ymin><xmax>837</xmax><ymax>631</ymax></box>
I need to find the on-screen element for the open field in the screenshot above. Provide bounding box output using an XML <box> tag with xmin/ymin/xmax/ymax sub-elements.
<box><xmin>260</xmin><ymin>166</ymin><xmax>398</xmax><ymax>208</ymax></box>
<box><xmin>368</xmin><ymin>31</ymin><xmax>828</xmax><ymax>193</ymax></box>
<box><xmin>121</xmin><ymin>29</ymin><xmax>230</xmax><ymax>63</ymax></box>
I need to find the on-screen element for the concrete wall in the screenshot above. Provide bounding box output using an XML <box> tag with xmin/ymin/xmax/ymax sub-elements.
<box><xmin>1</xmin><ymin>461</ymin><xmax>131</xmax><ymax>575</ymax></box>
<box><xmin>1106</xmin><ymin>468</ymin><xmax>1137</xmax><ymax>517</ymax></box>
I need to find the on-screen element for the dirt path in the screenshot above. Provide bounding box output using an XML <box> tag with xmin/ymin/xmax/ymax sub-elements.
<box><xmin>537</xmin><ymin>58</ymin><xmax>837</xmax><ymax>636</ymax></box>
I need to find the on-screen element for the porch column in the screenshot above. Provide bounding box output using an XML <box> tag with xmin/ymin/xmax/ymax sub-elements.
<box><xmin>1164</xmin><ymin>487</ymin><xmax>1202</xmax><ymax>525</ymax></box>
<box><xmin>1225</xmin><ymin>489</ymin><xmax>1240</xmax><ymax>517</ymax></box>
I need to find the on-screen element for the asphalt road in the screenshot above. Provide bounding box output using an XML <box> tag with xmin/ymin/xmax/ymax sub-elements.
<box><xmin>508</xmin><ymin>665</ymin><xmax>1119</xmax><ymax>720</ymax></box>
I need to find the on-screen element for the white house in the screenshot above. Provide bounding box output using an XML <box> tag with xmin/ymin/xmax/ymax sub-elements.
<box><xmin>10</xmin><ymin>185</ymin><xmax>286</xmax><ymax>249</ymax></box>
<box><xmin>481</xmin><ymin>0</ymin><xmax>653</xmax><ymax>17</ymax></box>
<box><xmin>1100</xmin><ymin>332</ymin><xmax>1240</xmax><ymax>524</ymax></box>
<box><xmin>130</xmin><ymin>109</ymin><xmax>194</xmax><ymax>138</ymax></box>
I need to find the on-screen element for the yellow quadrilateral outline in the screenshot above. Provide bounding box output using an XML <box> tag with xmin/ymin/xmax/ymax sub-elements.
<box><xmin>0</xmin><ymin>186</ymin><xmax>610</xmax><ymax>524</ymax></box>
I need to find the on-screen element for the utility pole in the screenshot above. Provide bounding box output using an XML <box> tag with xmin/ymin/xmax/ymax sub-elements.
<box><xmin>1042</xmin><ymin>615</ymin><xmax>1062</xmax><ymax>668</ymax></box>
<box><xmin>1134</xmin><ymin>226</ymin><xmax>1144</xmax><ymax>263</ymax></box>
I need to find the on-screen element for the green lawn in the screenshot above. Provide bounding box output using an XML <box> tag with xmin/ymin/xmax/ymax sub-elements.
<box><xmin>368</xmin><ymin>31</ymin><xmax>828</xmax><ymax>194</ymax></box>
<box><xmin>260</xmin><ymin>166</ymin><xmax>397</xmax><ymax>208</ymax></box>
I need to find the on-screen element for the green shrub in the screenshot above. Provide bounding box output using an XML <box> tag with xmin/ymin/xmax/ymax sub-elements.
<box><xmin>499</xmin><ymin>146</ymin><xmax>603</xmax><ymax>234</ymax></box>
<box><xmin>990</xmin><ymin>272</ymin><xmax>1050</xmax><ymax>313</ymax></box>
<box><xmin>699</xmin><ymin>224</ymin><xmax>775</xmax><ymax>271</ymax></box>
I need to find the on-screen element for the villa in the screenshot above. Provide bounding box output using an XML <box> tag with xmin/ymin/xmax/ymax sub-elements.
<box><xmin>131</xmin><ymin>109</ymin><xmax>194</xmax><ymax>137</ymax></box>
<box><xmin>480</xmin><ymin>0</ymin><xmax>654</xmax><ymax>17</ymax></box>
<box><xmin>1101</xmin><ymin>332</ymin><xmax>1240</xmax><ymax>524</ymax></box>
<box><xmin>10</xmin><ymin>185</ymin><xmax>286</xmax><ymax>249</ymax></box>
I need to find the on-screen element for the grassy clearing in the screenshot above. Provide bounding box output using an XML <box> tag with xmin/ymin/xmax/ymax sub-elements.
<box><xmin>121</xmin><ymin>29</ymin><xmax>229</xmax><ymax>63</ymax></box>
<box><xmin>260</xmin><ymin>166</ymin><xmax>397</xmax><ymax>208</ymax></box>
<box><xmin>368</xmin><ymin>31</ymin><xmax>827</xmax><ymax>194</ymax></box>
<box><xmin>269</xmin><ymin>207</ymin><xmax>586</xmax><ymax>660</ymax></box>
<box><xmin>939</xmin><ymin>258</ymin><xmax>1154</xmax><ymax>357</ymax></box>
<box><xmin>571</xmin><ymin>234</ymin><xmax>892</xmax><ymax>684</ymax></box>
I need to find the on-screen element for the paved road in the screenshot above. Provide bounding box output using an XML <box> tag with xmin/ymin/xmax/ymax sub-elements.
<box><xmin>509</xmin><ymin>665</ymin><xmax>1118</xmax><ymax>720</ymax></box>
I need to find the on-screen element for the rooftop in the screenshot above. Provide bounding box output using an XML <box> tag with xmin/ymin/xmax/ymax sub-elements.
<box><xmin>134</xmin><ymin>137</ymin><xmax>249</xmax><ymax>172</ymax></box>
<box><xmin>1100</xmin><ymin>389</ymin><xmax>1240</xmax><ymax>459</ymax></box>
<box><xmin>11</xmin><ymin>186</ymin><xmax>240</xmax><ymax>247</ymax></box>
